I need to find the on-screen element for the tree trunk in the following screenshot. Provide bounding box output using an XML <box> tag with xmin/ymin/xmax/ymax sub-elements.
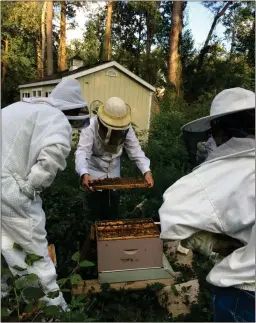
<box><xmin>58</xmin><ymin>1</ymin><xmax>67</xmax><ymax>72</ymax></box>
<box><xmin>145</xmin><ymin>13</ymin><xmax>152</xmax><ymax>57</ymax></box>
<box><xmin>197</xmin><ymin>2</ymin><xmax>231</xmax><ymax>71</ymax></box>
<box><xmin>47</xmin><ymin>0</ymin><xmax>53</xmax><ymax>76</ymax></box>
<box><xmin>169</xmin><ymin>0</ymin><xmax>183</xmax><ymax>97</ymax></box>
<box><xmin>41</xmin><ymin>1</ymin><xmax>47</xmax><ymax>78</ymax></box>
<box><xmin>103</xmin><ymin>0</ymin><xmax>113</xmax><ymax>61</ymax></box>
<box><xmin>1</xmin><ymin>38</ymin><xmax>9</xmax><ymax>88</ymax></box>
<box><xmin>36</xmin><ymin>34</ymin><xmax>42</xmax><ymax>79</ymax></box>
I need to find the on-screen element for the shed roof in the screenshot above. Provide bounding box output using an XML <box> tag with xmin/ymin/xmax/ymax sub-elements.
<box><xmin>19</xmin><ymin>61</ymin><xmax>156</xmax><ymax>92</ymax></box>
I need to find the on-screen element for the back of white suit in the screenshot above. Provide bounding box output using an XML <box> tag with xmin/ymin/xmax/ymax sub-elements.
<box><xmin>1</xmin><ymin>101</ymin><xmax>72</xmax><ymax>309</ymax></box>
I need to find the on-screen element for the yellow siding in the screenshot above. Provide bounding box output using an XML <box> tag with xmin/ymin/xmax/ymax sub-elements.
<box><xmin>77</xmin><ymin>67</ymin><xmax>151</xmax><ymax>133</ymax></box>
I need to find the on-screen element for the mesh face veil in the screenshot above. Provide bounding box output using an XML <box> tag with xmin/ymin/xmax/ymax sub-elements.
<box><xmin>97</xmin><ymin>118</ymin><xmax>129</xmax><ymax>154</ymax></box>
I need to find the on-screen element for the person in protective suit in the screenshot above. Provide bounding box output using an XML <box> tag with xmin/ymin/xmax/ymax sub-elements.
<box><xmin>159</xmin><ymin>88</ymin><xmax>255</xmax><ymax>322</ymax></box>
<box><xmin>75</xmin><ymin>97</ymin><xmax>154</xmax><ymax>227</ymax></box>
<box><xmin>1</xmin><ymin>79</ymin><xmax>87</xmax><ymax>310</ymax></box>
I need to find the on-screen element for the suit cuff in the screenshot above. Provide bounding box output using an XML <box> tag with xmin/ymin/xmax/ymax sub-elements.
<box><xmin>142</xmin><ymin>168</ymin><xmax>151</xmax><ymax>175</ymax></box>
<box><xmin>79</xmin><ymin>168</ymin><xmax>89</xmax><ymax>177</ymax></box>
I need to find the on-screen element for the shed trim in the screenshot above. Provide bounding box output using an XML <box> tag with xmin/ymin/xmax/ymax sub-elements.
<box><xmin>62</xmin><ymin>61</ymin><xmax>156</xmax><ymax>92</ymax></box>
<box><xmin>19</xmin><ymin>79</ymin><xmax>61</xmax><ymax>89</ymax></box>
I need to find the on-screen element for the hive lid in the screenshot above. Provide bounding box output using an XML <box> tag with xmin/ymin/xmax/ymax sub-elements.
<box><xmin>96</xmin><ymin>218</ymin><xmax>160</xmax><ymax>241</ymax></box>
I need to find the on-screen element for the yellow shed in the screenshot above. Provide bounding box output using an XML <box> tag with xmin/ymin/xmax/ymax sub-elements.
<box><xmin>18</xmin><ymin>61</ymin><xmax>156</xmax><ymax>137</ymax></box>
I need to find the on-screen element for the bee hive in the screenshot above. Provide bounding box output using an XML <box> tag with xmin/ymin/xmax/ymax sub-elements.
<box><xmin>89</xmin><ymin>177</ymin><xmax>150</xmax><ymax>190</ymax></box>
<box><xmin>96</xmin><ymin>218</ymin><xmax>163</xmax><ymax>272</ymax></box>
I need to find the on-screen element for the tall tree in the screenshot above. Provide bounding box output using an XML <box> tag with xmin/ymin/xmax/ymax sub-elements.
<box><xmin>47</xmin><ymin>0</ymin><xmax>53</xmax><ymax>75</ymax></box>
<box><xmin>169</xmin><ymin>0</ymin><xmax>184</xmax><ymax>96</ymax></box>
<box><xmin>58</xmin><ymin>1</ymin><xmax>67</xmax><ymax>71</ymax></box>
<box><xmin>1</xmin><ymin>38</ymin><xmax>9</xmax><ymax>87</ymax></box>
<box><xmin>101</xmin><ymin>0</ymin><xmax>114</xmax><ymax>61</ymax></box>
<box><xmin>197</xmin><ymin>1</ymin><xmax>232</xmax><ymax>71</ymax></box>
<box><xmin>40</xmin><ymin>1</ymin><xmax>47</xmax><ymax>78</ymax></box>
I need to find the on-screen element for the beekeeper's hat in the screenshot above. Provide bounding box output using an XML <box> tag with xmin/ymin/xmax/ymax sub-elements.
<box><xmin>98</xmin><ymin>97</ymin><xmax>131</xmax><ymax>130</ymax></box>
<box><xmin>182</xmin><ymin>88</ymin><xmax>255</xmax><ymax>132</ymax></box>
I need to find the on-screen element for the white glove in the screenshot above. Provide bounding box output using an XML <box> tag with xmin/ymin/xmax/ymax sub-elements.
<box><xmin>181</xmin><ymin>231</ymin><xmax>217</xmax><ymax>256</ymax></box>
<box><xmin>13</xmin><ymin>173</ymin><xmax>40</xmax><ymax>200</ymax></box>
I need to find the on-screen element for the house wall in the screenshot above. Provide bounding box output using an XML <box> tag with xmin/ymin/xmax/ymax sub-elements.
<box><xmin>76</xmin><ymin>67</ymin><xmax>152</xmax><ymax>134</ymax></box>
<box><xmin>20</xmin><ymin>85</ymin><xmax>56</xmax><ymax>100</ymax></box>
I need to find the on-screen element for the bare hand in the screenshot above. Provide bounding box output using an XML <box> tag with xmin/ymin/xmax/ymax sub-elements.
<box><xmin>144</xmin><ymin>172</ymin><xmax>154</xmax><ymax>188</ymax></box>
<box><xmin>82</xmin><ymin>174</ymin><xmax>95</xmax><ymax>192</ymax></box>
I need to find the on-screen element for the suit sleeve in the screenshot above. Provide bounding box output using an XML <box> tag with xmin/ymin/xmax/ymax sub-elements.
<box><xmin>159</xmin><ymin>172</ymin><xmax>223</xmax><ymax>241</ymax></box>
<box><xmin>25</xmin><ymin>112</ymin><xmax>72</xmax><ymax>195</ymax></box>
<box><xmin>124</xmin><ymin>127</ymin><xmax>151</xmax><ymax>175</ymax></box>
<box><xmin>74</xmin><ymin>126</ymin><xmax>94</xmax><ymax>177</ymax></box>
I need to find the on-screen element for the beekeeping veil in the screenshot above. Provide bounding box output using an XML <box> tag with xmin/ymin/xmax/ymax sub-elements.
<box><xmin>181</xmin><ymin>88</ymin><xmax>255</xmax><ymax>167</ymax></box>
<box><xmin>97</xmin><ymin>97</ymin><xmax>131</xmax><ymax>154</ymax></box>
<box><xmin>23</xmin><ymin>79</ymin><xmax>89</xmax><ymax>129</ymax></box>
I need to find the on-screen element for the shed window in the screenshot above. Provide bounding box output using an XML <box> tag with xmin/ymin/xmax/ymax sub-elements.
<box><xmin>32</xmin><ymin>89</ymin><xmax>42</xmax><ymax>97</ymax></box>
<box><xmin>22</xmin><ymin>92</ymin><xmax>30</xmax><ymax>98</ymax></box>
<box><xmin>45</xmin><ymin>91</ymin><xmax>52</xmax><ymax>97</ymax></box>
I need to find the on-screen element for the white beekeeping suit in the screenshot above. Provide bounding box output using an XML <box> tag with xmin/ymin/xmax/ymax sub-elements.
<box><xmin>159</xmin><ymin>88</ymin><xmax>255</xmax><ymax>292</ymax></box>
<box><xmin>1</xmin><ymin>79</ymin><xmax>87</xmax><ymax>310</ymax></box>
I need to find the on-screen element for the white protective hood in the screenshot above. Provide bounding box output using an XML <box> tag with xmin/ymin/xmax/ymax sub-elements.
<box><xmin>23</xmin><ymin>79</ymin><xmax>88</xmax><ymax>118</ymax></box>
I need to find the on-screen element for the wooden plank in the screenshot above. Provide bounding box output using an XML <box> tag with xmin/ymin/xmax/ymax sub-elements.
<box><xmin>72</xmin><ymin>275</ymin><xmax>179</xmax><ymax>295</ymax></box>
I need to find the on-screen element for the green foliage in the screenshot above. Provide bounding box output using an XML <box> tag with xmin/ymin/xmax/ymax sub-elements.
<box><xmin>13</xmin><ymin>243</ymin><xmax>23</xmax><ymax>252</ymax></box>
<box><xmin>24</xmin><ymin>254</ymin><xmax>43</xmax><ymax>266</ymax></box>
<box><xmin>1</xmin><ymin>248</ymin><xmax>95</xmax><ymax>322</ymax></box>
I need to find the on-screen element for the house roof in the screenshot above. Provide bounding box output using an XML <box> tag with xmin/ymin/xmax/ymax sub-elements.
<box><xmin>19</xmin><ymin>61</ymin><xmax>156</xmax><ymax>92</ymax></box>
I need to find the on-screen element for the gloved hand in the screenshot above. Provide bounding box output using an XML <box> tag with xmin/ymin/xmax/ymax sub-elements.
<box><xmin>13</xmin><ymin>173</ymin><xmax>37</xmax><ymax>200</ymax></box>
<box><xmin>181</xmin><ymin>231</ymin><xmax>244</xmax><ymax>257</ymax></box>
<box><xmin>181</xmin><ymin>231</ymin><xmax>217</xmax><ymax>256</ymax></box>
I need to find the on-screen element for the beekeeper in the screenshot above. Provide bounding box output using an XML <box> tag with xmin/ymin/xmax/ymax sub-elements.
<box><xmin>159</xmin><ymin>88</ymin><xmax>255</xmax><ymax>322</ymax></box>
<box><xmin>75</xmin><ymin>97</ymin><xmax>154</xmax><ymax>224</ymax></box>
<box><xmin>1</xmin><ymin>79</ymin><xmax>87</xmax><ymax>310</ymax></box>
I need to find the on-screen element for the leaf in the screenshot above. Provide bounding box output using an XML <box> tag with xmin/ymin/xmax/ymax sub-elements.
<box><xmin>1</xmin><ymin>308</ymin><xmax>9</xmax><ymax>317</ymax></box>
<box><xmin>12</xmin><ymin>265</ymin><xmax>26</xmax><ymax>271</ymax></box>
<box><xmin>47</xmin><ymin>290</ymin><xmax>59</xmax><ymax>299</ymax></box>
<box><xmin>15</xmin><ymin>278</ymin><xmax>26</xmax><ymax>290</ymax></box>
<box><xmin>26</xmin><ymin>273</ymin><xmax>39</xmax><ymax>283</ymax></box>
<box><xmin>43</xmin><ymin>305</ymin><xmax>61</xmax><ymax>316</ymax></box>
<box><xmin>13</xmin><ymin>242</ymin><xmax>23</xmax><ymax>252</ymax></box>
<box><xmin>79</xmin><ymin>260</ymin><xmax>95</xmax><ymax>268</ymax></box>
<box><xmin>25</xmin><ymin>254</ymin><xmax>43</xmax><ymax>266</ymax></box>
<box><xmin>70</xmin><ymin>274</ymin><xmax>82</xmax><ymax>285</ymax></box>
<box><xmin>14</xmin><ymin>273</ymin><xmax>39</xmax><ymax>290</ymax></box>
<box><xmin>74</xmin><ymin>295</ymin><xmax>86</xmax><ymax>303</ymax></box>
<box><xmin>23</xmin><ymin>287</ymin><xmax>45</xmax><ymax>300</ymax></box>
<box><xmin>61</xmin><ymin>288</ymin><xmax>71</xmax><ymax>292</ymax></box>
<box><xmin>71</xmin><ymin>251</ymin><xmax>80</xmax><ymax>262</ymax></box>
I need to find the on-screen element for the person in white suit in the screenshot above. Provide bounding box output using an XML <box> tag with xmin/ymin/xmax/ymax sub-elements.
<box><xmin>159</xmin><ymin>88</ymin><xmax>255</xmax><ymax>322</ymax></box>
<box><xmin>75</xmin><ymin>97</ymin><xmax>154</xmax><ymax>228</ymax></box>
<box><xmin>1</xmin><ymin>79</ymin><xmax>87</xmax><ymax>310</ymax></box>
